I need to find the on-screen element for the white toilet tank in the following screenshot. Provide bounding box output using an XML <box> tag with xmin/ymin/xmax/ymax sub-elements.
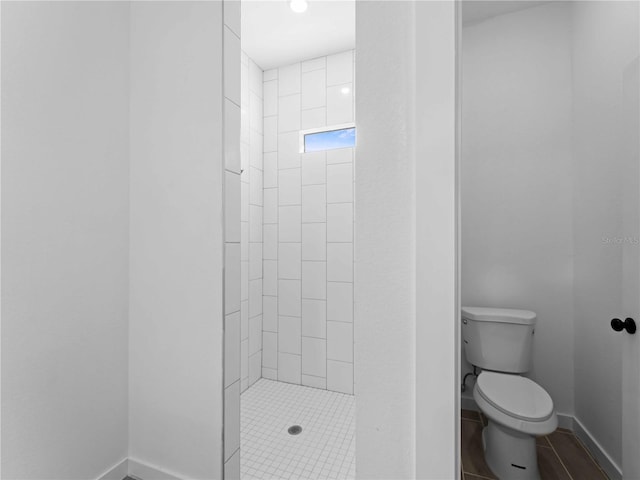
<box><xmin>462</xmin><ymin>306</ymin><xmax>536</xmax><ymax>373</ymax></box>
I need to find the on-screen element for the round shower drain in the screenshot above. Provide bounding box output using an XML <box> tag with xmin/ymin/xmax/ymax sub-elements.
<box><xmin>288</xmin><ymin>425</ymin><xmax>302</xmax><ymax>435</ymax></box>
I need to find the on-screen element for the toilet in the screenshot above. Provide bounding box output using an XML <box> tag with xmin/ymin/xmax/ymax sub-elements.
<box><xmin>462</xmin><ymin>306</ymin><xmax>558</xmax><ymax>480</ymax></box>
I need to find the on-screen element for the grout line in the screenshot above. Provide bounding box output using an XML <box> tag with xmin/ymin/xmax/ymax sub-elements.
<box><xmin>546</xmin><ymin>435</ymin><xmax>574</xmax><ymax>480</ymax></box>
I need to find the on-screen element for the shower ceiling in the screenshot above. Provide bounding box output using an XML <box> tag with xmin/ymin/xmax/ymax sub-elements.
<box><xmin>241</xmin><ymin>0</ymin><xmax>355</xmax><ymax>70</ymax></box>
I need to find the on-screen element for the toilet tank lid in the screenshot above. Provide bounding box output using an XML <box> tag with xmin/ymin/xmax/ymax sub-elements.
<box><xmin>462</xmin><ymin>306</ymin><xmax>536</xmax><ymax>325</ymax></box>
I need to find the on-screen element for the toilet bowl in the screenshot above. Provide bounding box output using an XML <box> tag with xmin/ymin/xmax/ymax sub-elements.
<box><xmin>473</xmin><ymin>371</ymin><xmax>558</xmax><ymax>480</ymax></box>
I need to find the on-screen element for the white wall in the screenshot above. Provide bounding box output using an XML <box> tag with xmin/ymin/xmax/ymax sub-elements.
<box><xmin>128</xmin><ymin>3</ymin><xmax>224</xmax><ymax>478</ymax></box>
<box><xmin>414</xmin><ymin>1</ymin><xmax>458</xmax><ymax>477</ymax></box>
<box><xmin>355</xmin><ymin>4</ymin><xmax>415</xmax><ymax>474</ymax></box>
<box><xmin>572</xmin><ymin>1</ymin><xmax>639</xmax><ymax>472</ymax></box>
<box><xmin>240</xmin><ymin>51</ymin><xmax>264</xmax><ymax>393</ymax></box>
<box><xmin>1</xmin><ymin>3</ymin><xmax>130</xmax><ymax>478</ymax></box>
<box><xmin>356</xmin><ymin>2</ymin><xmax>457</xmax><ymax>478</ymax></box>
<box><xmin>261</xmin><ymin>51</ymin><xmax>356</xmax><ymax>393</ymax></box>
<box><xmin>460</xmin><ymin>2</ymin><xmax>575</xmax><ymax>416</ymax></box>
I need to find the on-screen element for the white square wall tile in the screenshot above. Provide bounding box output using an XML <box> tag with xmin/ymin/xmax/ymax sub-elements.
<box><xmin>301</xmin><ymin>152</ymin><xmax>326</xmax><ymax>185</ymax></box>
<box><xmin>327</xmin><ymin>360</ymin><xmax>353</xmax><ymax>394</ymax></box>
<box><xmin>264</xmin><ymin>68</ymin><xmax>278</xmax><ymax>82</ymax></box>
<box><xmin>263</xmin><ymin>260</ymin><xmax>277</xmax><ymax>296</ymax></box>
<box><xmin>249</xmin><ymin>351</ymin><xmax>261</xmax><ymax>386</ymax></box>
<box><xmin>278</xmin><ymin>279</ymin><xmax>301</xmax><ymax>316</ymax></box>
<box><xmin>302</xmin><ymin>56</ymin><xmax>326</xmax><ymax>72</ymax></box>
<box><xmin>240</xmin><ymin>300</ymin><xmax>249</xmax><ymax>339</ymax></box>
<box><xmin>225</xmin><ymin>100</ymin><xmax>241</xmax><ymax>173</ymax></box>
<box><xmin>302</xmin><ymin>223</ymin><xmax>326</xmax><ymax>261</ymax></box>
<box><xmin>249</xmin><ymin>314</ymin><xmax>262</xmax><ymax>356</ymax></box>
<box><xmin>264</xmin><ymin>80</ymin><xmax>278</xmax><ymax>117</ymax></box>
<box><xmin>263</xmin><ymin>296</ymin><xmax>278</xmax><ymax>332</ymax></box>
<box><xmin>278</xmin><ymin>353</ymin><xmax>301</xmax><ymax>384</ymax></box>
<box><xmin>279</xmin><ymin>206</ymin><xmax>301</xmax><ymax>242</ymax></box>
<box><xmin>225</xmin><ymin>171</ymin><xmax>240</xmax><ymax>242</ymax></box>
<box><xmin>224</xmin><ymin>0</ymin><xmax>240</xmax><ymax>36</ymax></box>
<box><xmin>302</xmin><ymin>299</ymin><xmax>326</xmax><ymax>338</ymax></box>
<box><xmin>279</xmin><ymin>315</ymin><xmax>301</xmax><ymax>354</ymax></box>
<box><xmin>240</xmin><ymin>222</ymin><xmax>248</xmax><ymax>261</ymax></box>
<box><xmin>223</xmin><ymin>27</ymin><xmax>240</xmax><ymax>105</ymax></box>
<box><xmin>278</xmin><ymin>132</ymin><xmax>300</xmax><ymax>169</ymax></box>
<box><xmin>327</xmin><ymin>321</ymin><xmax>353</xmax><ymax>362</ymax></box>
<box><xmin>264</xmin><ymin>116</ymin><xmax>278</xmax><ymax>153</ymax></box>
<box><xmin>327</xmin><ymin>163</ymin><xmax>353</xmax><ymax>203</ymax></box>
<box><xmin>249</xmin><ymin>243</ymin><xmax>262</xmax><ymax>280</ymax></box>
<box><xmin>224</xmin><ymin>449</ymin><xmax>240</xmax><ymax>480</ymax></box>
<box><xmin>278</xmin><ymin>94</ymin><xmax>301</xmax><ymax>133</ymax></box>
<box><xmin>278</xmin><ymin>168</ymin><xmax>301</xmax><ymax>206</ymax></box>
<box><xmin>302</xmin><ymin>337</ymin><xmax>326</xmax><ymax>377</ymax></box>
<box><xmin>241</xmin><ymin>338</ymin><xmax>248</xmax><ymax>377</ymax></box>
<box><xmin>240</xmin><ymin>181</ymin><xmax>249</xmax><ymax>222</ymax></box>
<box><xmin>249</xmin><ymin>206</ymin><xmax>263</xmax><ymax>242</ymax></box>
<box><xmin>263</xmin><ymin>152</ymin><xmax>278</xmax><ymax>188</ymax></box>
<box><xmin>327</xmin><ymin>243</ymin><xmax>353</xmax><ymax>282</ymax></box>
<box><xmin>302</xmin><ymin>374</ymin><xmax>326</xmax><ymax>389</ymax></box>
<box><xmin>249</xmin><ymin>131</ymin><xmax>263</xmax><ymax>170</ymax></box>
<box><xmin>224</xmin><ymin>381</ymin><xmax>240</xmax><ymax>460</ymax></box>
<box><xmin>327</xmin><ymin>282</ymin><xmax>353</xmax><ymax>322</ymax></box>
<box><xmin>240</xmin><ymin>377</ymin><xmax>248</xmax><ymax>393</ymax></box>
<box><xmin>327</xmin><ymin>50</ymin><xmax>354</xmax><ymax>86</ymax></box>
<box><xmin>262</xmin><ymin>367</ymin><xmax>277</xmax><ymax>380</ymax></box>
<box><xmin>327</xmin><ymin>83</ymin><xmax>353</xmax><ymax>125</ymax></box>
<box><xmin>326</xmin><ymin>147</ymin><xmax>353</xmax><ymax>165</ymax></box>
<box><xmin>225</xmin><ymin>244</ymin><xmax>240</xmax><ymax>314</ymax></box>
<box><xmin>241</xmin><ymin>103</ymin><xmax>249</xmax><ymax>146</ymax></box>
<box><xmin>301</xmin><ymin>107</ymin><xmax>326</xmax><ymax>129</ymax></box>
<box><xmin>327</xmin><ymin>203</ymin><xmax>353</xmax><ymax>242</ymax></box>
<box><xmin>249</xmin><ymin>91</ymin><xmax>263</xmax><ymax>134</ymax></box>
<box><xmin>240</xmin><ymin>142</ymin><xmax>249</xmax><ymax>175</ymax></box>
<box><xmin>249</xmin><ymin>279</ymin><xmax>262</xmax><ymax>317</ymax></box>
<box><xmin>240</xmin><ymin>260</ymin><xmax>248</xmax><ymax>302</ymax></box>
<box><xmin>262</xmin><ymin>331</ymin><xmax>278</xmax><ymax>369</ymax></box>
<box><xmin>302</xmin><ymin>261</ymin><xmax>326</xmax><ymax>300</ymax></box>
<box><xmin>249</xmin><ymin>59</ymin><xmax>262</xmax><ymax>96</ymax></box>
<box><xmin>278</xmin><ymin>63</ymin><xmax>301</xmax><ymax>96</ymax></box>
<box><xmin>263</xmin><ymin>224</ymin><xmax>278</xmax><ymax>259</ymax></box>
<box><xmin>301</xmin><ymin>69</ymin><xmax>326</xmax><ymax>110</ymax></box>
<box><xmin>302</xmin><ymin>185</ymin><xmax>326</xmax><ymax>223</ymax></box>
<box><xmin>278</xmin><ymin>243</ymin><xmax>301</xmax><ymax>280</ymax></box>
<box><xmin>224</xmin><ymin>311</ymin><xmax>240</xmax><ymax>387</ymax></box>
<box><xmin>264</xmin><ymin>188</ymin><xmax>278</xmax><ymax>224</ymax></box>
<box><xmin>249</xmin><ymin>167</ymin><xmax>263</xmax><ymax>206</ymax></box>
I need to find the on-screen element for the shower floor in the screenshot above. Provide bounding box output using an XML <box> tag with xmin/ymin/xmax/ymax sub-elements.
<box><xmin>241</xmin><ymin>378</ymin><xmax>355</xmax><ymax>480</ymax></box>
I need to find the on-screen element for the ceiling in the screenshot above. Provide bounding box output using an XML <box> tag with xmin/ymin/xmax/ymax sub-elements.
<box><xmin>241</xmin><ymin>0</ymin><xmax>548</xmax><ymax>69</ymax></box>
<box><xmin>241</xmin><ymin>0</ymin><xmax>355</xmax><ymax>71</ymax></box>
<box><xmin>462</xmin><ymin>1</ymin><xmax>551</xmax><ymax>26</ymax></box>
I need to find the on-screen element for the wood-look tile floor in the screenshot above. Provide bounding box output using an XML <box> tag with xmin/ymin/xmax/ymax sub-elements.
<box><xmin>461</xmin><ymin>409</ymin><xmax>609</xmax><ymax>480</ymax></box>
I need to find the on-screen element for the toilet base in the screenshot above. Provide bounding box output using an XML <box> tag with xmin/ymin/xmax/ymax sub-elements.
<box><xmin>482</xmin><ymin>420</ymin><xmax>540</xmax><ymax>480</ymax></box>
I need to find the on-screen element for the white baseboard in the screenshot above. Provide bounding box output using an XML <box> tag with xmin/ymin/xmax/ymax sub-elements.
<box><xmin>573</xmin><ymin>416</ymin><xmax>622</xmax><ymax>480</ymax></box>
<box><xmin>128</xmin><ymin>458</ymin><xmax>183</xmax><ymax>480</ymax></box>
<box><xmin>96</xmin><ymin>458</ymin><xmax>128</xmax><ymax>480</ymax></box>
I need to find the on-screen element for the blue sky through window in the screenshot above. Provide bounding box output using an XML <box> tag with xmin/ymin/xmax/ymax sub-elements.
<box><xmin>304</xmin><ymin>127</ymin><xmax>356</xmax><ymax>152</ymax></box>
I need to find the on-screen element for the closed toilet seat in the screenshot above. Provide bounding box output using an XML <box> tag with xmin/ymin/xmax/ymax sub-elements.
<box><xmin>474</xmin><ymin>371</ymin><xmax>558</xmax><ymax>436</ymax></box>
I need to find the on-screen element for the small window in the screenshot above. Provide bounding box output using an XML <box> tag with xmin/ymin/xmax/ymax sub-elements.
<box><xmin>301</xmin><ymin>125</ymin><xmax>356</xmax><ymax>153</ymax></box>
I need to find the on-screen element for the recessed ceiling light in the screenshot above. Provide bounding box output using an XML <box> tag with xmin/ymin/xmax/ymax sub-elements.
<box><xmin>290</xmin><ymin>0</ymin><xmax>308</xmax><ymax>13</ymax></box>
<box><xmin>341</xmin><ymin>87</ymin><xmax>350</xmax><ymax>95</ymax></box>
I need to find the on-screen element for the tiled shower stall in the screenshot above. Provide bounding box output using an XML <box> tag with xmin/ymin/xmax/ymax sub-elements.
<box><xmin>225</xmin><ymin>16</ymin><xmax>356</xmax><ymax>472</ymax></box>
<box><xmin>237</xmin><ymin>49</ymin><xmax>356</xmax><ymax>397</ymax></box>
